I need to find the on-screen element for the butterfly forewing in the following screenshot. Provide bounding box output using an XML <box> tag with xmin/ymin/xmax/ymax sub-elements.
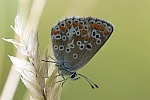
<box><xmin>51</xmin><ymin>16</ymin><xmax>114</xmax><ymax>72</ymax></box>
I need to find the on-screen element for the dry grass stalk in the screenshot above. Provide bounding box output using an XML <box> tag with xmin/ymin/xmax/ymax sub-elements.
<box><xmin>3</xmin><ymin>13</ymin><xmax>62</xmax><ymax>100</ymax></box>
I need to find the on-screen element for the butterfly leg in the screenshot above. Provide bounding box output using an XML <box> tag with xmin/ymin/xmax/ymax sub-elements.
<box><xmin>55</xmin><ymin>76</ymin><xmax>69</xmax><ymax>88</ymax></box>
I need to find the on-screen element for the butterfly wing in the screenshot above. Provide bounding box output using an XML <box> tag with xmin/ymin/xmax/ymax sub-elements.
<box><xmin>51</xmin><ymin>16</ymin><xmax>114</xmax><ymax>72</ymax></box>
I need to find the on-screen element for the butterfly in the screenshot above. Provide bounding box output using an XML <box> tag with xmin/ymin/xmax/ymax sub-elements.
<box><xmin>47</xmin><ymin>16</ymin><xmax>114</xmax><ymax>88</ymax></box>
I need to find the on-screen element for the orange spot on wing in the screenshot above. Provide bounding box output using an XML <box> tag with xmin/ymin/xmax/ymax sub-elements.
<box><xmin>79</xmin><ymin>23</ymin><xmax>83</xmax><ymax>29</ymax></box>
<box><xmin>94</xmin><ymin>24</ymin><xmax>100</xmax><ymax>29</ymax></box>
<box><xmin>85</xmin><ymin>35</ymin><xmax>89</xmax><ymax>41</ymax></box>
<box><xmin>90</xmin><ymin>23</ymin><xmax>94</xmax><ymax>29</ymax></box>
<box><xmin>99</xmin><ymin>25</ymin><xmax>105</xmax><ymax>31</ymax></box>
<box><xmin>51</xmin><ymin>30</ymin><xmax>54</xmax><ymax>35</ymax></box>
<box><xmin>51</xmin><ymin>30</ymin><xmax>59</xmax><ymax>35</ymax></box>
<box><xmin>104</xmin><ymin>30</ymin><xmax>110</xmax><ymax>35</ymax></box>
<box><xmin>60</xmin><ymin>25</ymin><xmax>66</xmax><ymax>31</ymax></box>
<box><xmin>73</xmin><ymin>22</ymin><xmax>78</xmax><ymax>27</ymax></box>
<box><xmin>66</xmin><ymin>22</ymin><xmax>72</xmax><ymax>28</ymax></box>
<box><xmin>82</xmin><ymin>29</ymin><xmax>88</xmax><ymax>35</ymax></box>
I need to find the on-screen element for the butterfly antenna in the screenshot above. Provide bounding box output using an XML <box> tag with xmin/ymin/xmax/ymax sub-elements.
<box><xmin>77</xmin><ymin>73</ymin><xmax>98</xmax><ymax>89</ymax></box>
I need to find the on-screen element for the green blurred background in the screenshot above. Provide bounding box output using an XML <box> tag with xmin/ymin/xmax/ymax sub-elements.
<box><xmin>0</xmin><ymin>0</ymin><xmax>150</xmax><ymax>100</ymax></box>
